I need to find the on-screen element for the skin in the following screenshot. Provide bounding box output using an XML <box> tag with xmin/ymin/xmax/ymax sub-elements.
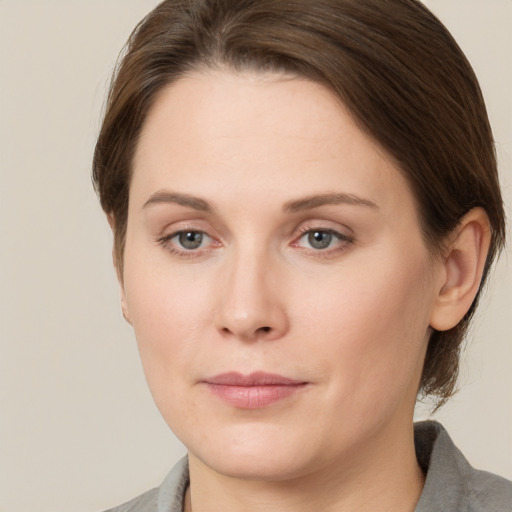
<box><xmin>118</xmin><ymin>69</ymin><xmax>489</xmax><ymax>512</ymax></box>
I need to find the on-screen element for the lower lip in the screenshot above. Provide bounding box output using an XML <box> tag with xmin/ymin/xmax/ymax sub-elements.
<box><xmin>206</xmin><ymin>383</ymin><xmax>307</xmax><ymax>409</ymax></box>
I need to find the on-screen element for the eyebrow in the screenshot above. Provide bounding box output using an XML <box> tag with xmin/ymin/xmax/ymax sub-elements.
<box><xmin>143</xmin><ymin>191</ymin><xmax>213</xmax><ymax>212</ymax></box>
<box><xmin>283</xmin><ymin>193</ymin><xmax>378</xmax><ymax>212</ymax></box>
<box><xmin>142</xmin><ymin>190</ymin><xmax>378</xmax><ymax>213</ymax></box>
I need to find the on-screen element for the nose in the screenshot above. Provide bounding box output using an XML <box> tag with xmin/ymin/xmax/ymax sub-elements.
<box><xmin>214</xmin><ymin>248</ymin><xmax>289</xmax><ymax>342</ymax></box>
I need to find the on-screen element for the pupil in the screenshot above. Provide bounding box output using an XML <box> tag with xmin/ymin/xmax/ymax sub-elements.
<box><xmin>309</xmin><ymin>231</ymin><xmax>332</xmax><ymax>249</ymax></box>
<box><xmin>180</xmin><ymin>231</ymin><xmax>203</xmax><ymax>249</ymax></box>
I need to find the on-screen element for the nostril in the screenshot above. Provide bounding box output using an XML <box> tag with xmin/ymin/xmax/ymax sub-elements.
<box><xmin>259</xmin><ymin>326</ymin><xmax>271</xmax><ymax>333</ymax></box>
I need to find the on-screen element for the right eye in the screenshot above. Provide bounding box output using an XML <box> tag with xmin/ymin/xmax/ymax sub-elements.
<box><xmin>158</xmin><ymin>230</ymin><xmax>215</xmax><ymax>255</ymax></box>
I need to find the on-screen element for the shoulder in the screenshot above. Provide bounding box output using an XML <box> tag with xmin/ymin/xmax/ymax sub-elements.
<box><xmin>102</xmin><ymin>457</ymin><xmax>189</xmax><ymax>512</ymax></box>
<box><xmin>462</xmin><ymin>466</ymin><xmax>512</xmax><ymax>511</ymax></box>
<box><xmin>415</xmin><ymin>421</ymin><xmax>512</xmax><ymax>512</ymax></box>
<box><xmin>103</xmin><ymin>487</ymin><xmax>159</xmax><ymax>512</ymax></box>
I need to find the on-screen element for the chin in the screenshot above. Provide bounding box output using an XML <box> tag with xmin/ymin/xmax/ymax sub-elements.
<box><xmin>199</xmin><ymin>450</ymin><xmax>314</xmax><ymax>482</ymax></box>
<box><xmin>186</xmin><ymin>422</ymin><xmax>322</xmax><ymax>482</ymax></box>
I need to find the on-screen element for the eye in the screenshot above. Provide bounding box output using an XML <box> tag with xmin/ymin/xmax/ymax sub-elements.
<box><xmin>175</xmin><ymin>230</ymin><xmax>207</xmax><ymax>250</ymax></box>
<box><xmin>295</xmin><ymin>228</ymin><xmax>352</xmax><ymax>251</ymax></box>
<box><xmin>305</xmin><ymin>230</ymin><xmax>336</xmax><ymax>250</ymax></box>
<box><xmin>158</xmin><ymin>229</ymin><xmax>214</xmax><ymax>254</ymax></box>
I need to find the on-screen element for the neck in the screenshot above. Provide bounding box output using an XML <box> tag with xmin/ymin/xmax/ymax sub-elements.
<box><xmin>184</xmin><ymin>421</ymin><xmax>424</xmax><ymax>512</ymax></box>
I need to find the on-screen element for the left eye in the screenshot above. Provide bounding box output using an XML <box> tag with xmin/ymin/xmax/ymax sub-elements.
<box><xmin>298</xmin><ymin>229</ymin><xmax>344</xmax><ymax>250</ymax></box>
<box><xmin>172</xmin><ymin>230</ymin><xmax>210</xmax><ymax>250</ymax></box>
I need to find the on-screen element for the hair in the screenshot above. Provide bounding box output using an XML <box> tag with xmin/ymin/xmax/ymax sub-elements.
<box><xmin>93</xmin><ymin>0</ymin><xmax>505</xmax><ymax>405</ymax></box>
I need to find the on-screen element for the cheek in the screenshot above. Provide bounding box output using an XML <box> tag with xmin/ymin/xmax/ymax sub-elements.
<box><xmin>127</xmin><ymin>286</ymin><xmax>213</xmax><ymax>426</ymax></box>
<box><xmin>294</xmin><ymin>250</ymin><xmax>433</xmax><ymax>405</ymax></box>
<box><xmin>122</xmin><ymin>246</ymin><xmax>217</xmax><ymax>394</ymax></box>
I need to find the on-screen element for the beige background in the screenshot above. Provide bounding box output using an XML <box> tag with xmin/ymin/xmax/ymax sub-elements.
<box><xmin>0</xmin><ymin>1</ymin><xmax>510</xmax><ymax>511</ymax></box>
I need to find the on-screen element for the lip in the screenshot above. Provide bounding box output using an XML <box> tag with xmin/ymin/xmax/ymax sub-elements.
<box><xmin>202</xmin><ymin>372</ymin><xmax>308</xmax><ymax>409</ymax></box>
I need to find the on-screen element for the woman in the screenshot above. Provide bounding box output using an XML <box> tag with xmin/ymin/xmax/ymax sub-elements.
<box><xmin>93</xmin><ymin>0</ymin><xmax>511</xmax><ymax>510</ymax></box>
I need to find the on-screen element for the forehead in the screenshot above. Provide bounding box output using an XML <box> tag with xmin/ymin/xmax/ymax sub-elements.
<box><xmin>131</xmin><ymin>69</ymin><xmax>415</xmax><ymax>216</ymax></box>
<box><xmin>136</xmin><ymin>68</ymin><xmax>383</xmax><ymax>160</ymax></box>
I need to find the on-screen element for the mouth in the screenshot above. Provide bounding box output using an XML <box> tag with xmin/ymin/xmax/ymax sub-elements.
<box><xmin>201</xmin><ymin>372</ymin><xmax>309</xmax><ymax>409</ymax></box>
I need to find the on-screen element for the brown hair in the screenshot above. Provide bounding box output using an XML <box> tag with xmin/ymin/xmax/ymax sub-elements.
<box><xmin>93</xmin><ymin>0</ymin><xmax>505</xmax><ymax>405</ymax></box>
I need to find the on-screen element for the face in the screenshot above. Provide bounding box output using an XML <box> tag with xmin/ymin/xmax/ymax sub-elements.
<box><xmin>122</xmin><ymin>69</ymin><xmax>442</xmax><ymax>481</ymax></box>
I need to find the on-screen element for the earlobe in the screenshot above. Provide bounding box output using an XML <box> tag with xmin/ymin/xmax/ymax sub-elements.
<box><xmin>113</xmin><ymin>251</ymin><xmax>132</xmax><ymax>325</ymax></box>
<box><xmin>107</xmin><ymin>214</ymin><xmax>116</xmax><ymax>231</ymax></box>
<box><xmin>107</xmin><ymin>214</ymin><xmax>132</xmax><ymax>325</ymax></box>
<box><xmin>430</xmin><ymin>207</ymin><xmax>491</xmax><ymax>331</ymax></box>
<box><xmin>120</xmin><ymin>290</ymin><xmax>132</xmax><ymax>325</ymax></box>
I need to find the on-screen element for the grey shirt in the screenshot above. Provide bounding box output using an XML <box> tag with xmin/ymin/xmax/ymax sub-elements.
<box><xmin>104</xmin><ymin>421</ymin><xmax>512</xmax><ymax>512</ymax></box>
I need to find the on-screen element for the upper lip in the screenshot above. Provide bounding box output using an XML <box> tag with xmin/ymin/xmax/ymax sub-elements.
<box><xmin>202</xmin><ymin>371</ymin><xmax>306</xmax><ymax>386</ymax></box>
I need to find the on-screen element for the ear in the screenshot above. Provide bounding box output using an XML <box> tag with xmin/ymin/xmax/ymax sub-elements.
<box><xmin>115</xmin><ymin>257</ymin><xmax>132</xmax><ymax>326</ymax></box>
<box><xmin>429</xmin><ymin>208</ymin><xmax>491</xmax><ymax>331</ymax></box>
<box><xmin>107</xmin><ymin>214</ymin><xmax>132</xmax><ymax>325</ymax></box>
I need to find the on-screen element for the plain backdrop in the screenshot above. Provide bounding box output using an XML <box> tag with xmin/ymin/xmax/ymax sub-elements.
<box><xmin>0</xmin><ymin>1</ymin><xmax>510</xmax><ymax>511</ymax></box>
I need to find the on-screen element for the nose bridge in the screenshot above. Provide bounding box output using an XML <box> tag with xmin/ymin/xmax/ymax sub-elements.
<box><xmin>215</xmin><ymin>240</ymin><xmax>288</xmax><ymax>341</ymax></box>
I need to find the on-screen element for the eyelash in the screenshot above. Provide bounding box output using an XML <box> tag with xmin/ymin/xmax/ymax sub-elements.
<box><xmin>292</xmin><ymin>226</ymin><xmax>354</xmax><ymax>257</ymax></box>
<box><xmin>156</xmin><ymin>226</ymin><xmax>354</xmax><ymax>259</ymax></box>
<box><xmin>157</xmin><ymin>229</ymin><xmax>217</xmax><ymax>259</ymax></box>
